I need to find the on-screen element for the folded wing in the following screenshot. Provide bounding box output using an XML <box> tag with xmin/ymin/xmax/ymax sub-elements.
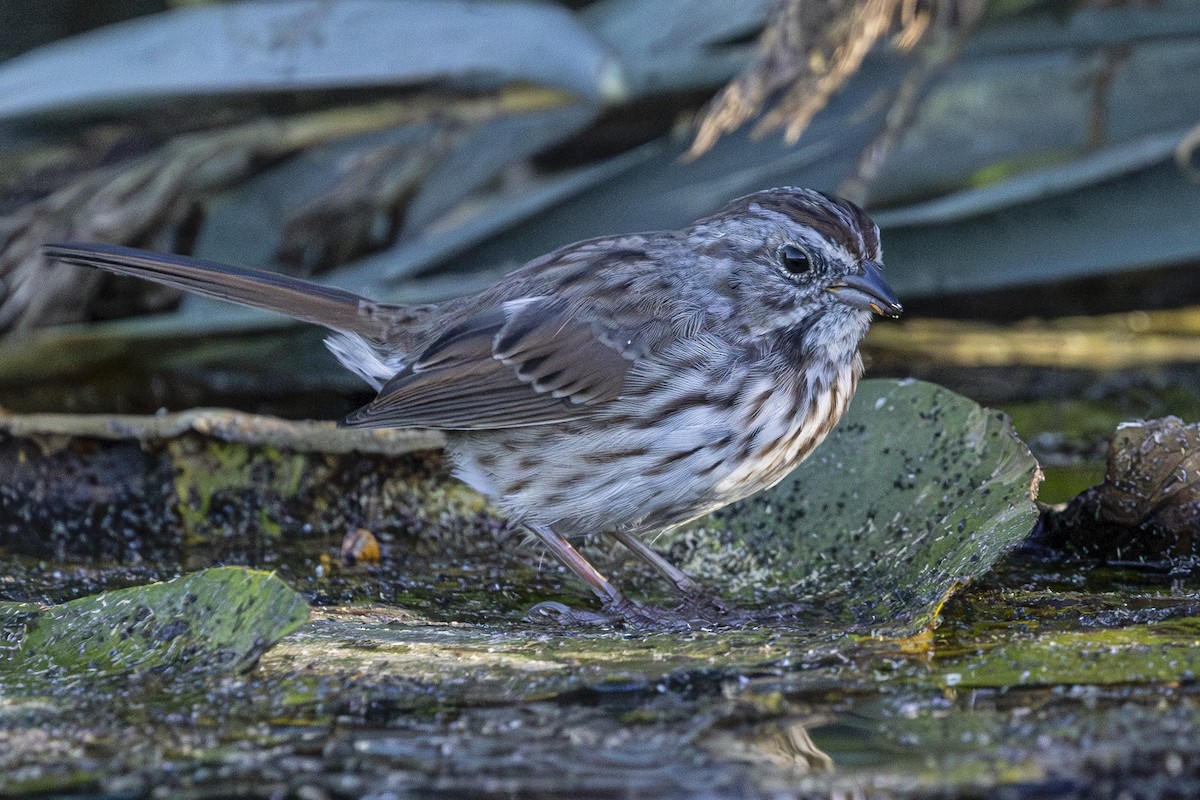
<box><xmin>342</xmin><ymin>297</ymin><xmax>635</xmax><ymax>430</ymax></box>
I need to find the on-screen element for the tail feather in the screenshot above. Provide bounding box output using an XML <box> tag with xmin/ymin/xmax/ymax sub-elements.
<box><xmin>43</xmin><ymin>242</ymin><xmax>386</xmax><ymax>338</ymax></box>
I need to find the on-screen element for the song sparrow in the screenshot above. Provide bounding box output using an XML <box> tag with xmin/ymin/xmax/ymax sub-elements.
<box><xmin>45</xmin><ymin>187</ymin><xmax>901</xmax><ymax>626</ymax></box>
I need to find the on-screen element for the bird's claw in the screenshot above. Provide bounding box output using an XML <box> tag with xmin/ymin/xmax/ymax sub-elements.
<box><xmin>674</xmin><ymin>589</ymin><xmax>730</xmax><ymax>621</ymax></box>
<box><xmin>525</xmin><ymin>596</ymin><xmax>724</xmax><ymax>631</ymax></box>
<box><xmin>525</xmin><ymin>600</ymin><xmax>617</xmax><ymax>627</ymax></box>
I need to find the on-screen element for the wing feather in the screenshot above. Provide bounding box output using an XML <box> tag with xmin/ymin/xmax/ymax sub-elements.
<box><xmin>342</xmin><ymin>298</ymin><xmax>635</xmax><ymax>430</ymax></box>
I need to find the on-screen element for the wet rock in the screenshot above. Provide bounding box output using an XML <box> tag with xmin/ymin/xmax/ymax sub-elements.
<box><xmin>1037</xmin><ymin>416</ymin><xmax>1200</xmax><ymax>563</ymax></box>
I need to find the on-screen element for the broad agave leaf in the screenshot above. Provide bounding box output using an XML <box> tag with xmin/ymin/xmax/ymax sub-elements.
<box><xmin>876</xmin><ymin>149</ymin><xmax>1200</xmax><ymax>296</ymax></box>
<box><xmin>582</xmin><ymin>0</ymin><xmax>771</xmax><ymax>98</ymax></box>
<box><xmin>0</xmin><ymin>0</ymin><xmax>625</xmax><ymax>122</ymax></box>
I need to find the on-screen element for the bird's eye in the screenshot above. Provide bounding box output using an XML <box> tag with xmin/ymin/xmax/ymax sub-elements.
<box><xmin>779</xmin><ymin>244</ymin><xmax>812</xmax><ymax>275</ymax></box>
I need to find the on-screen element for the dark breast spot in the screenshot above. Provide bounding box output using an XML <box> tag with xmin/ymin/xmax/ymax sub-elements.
<box><xmin>643</xmin><ymin>444</ymin><xmax>708</xmax><ymax>477</ymax></box>
<box><xmin>643</xmin><ymin>391</ymin><xmax>710</xmax><ymax>426</ymax></box>
<box><xmin>583</xmin><ymin>446</ymin><xmax>650</xmax><ymax>465</ymax></box>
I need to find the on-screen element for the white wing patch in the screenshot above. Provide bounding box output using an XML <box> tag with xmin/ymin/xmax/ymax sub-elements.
<box><xmin>324</xmin><ymin>332</ymin><xmax>404</xmax><ymax>390</ymax></box>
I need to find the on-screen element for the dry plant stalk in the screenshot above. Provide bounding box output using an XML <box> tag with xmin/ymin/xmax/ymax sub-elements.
<box><xmin>1177</xmin><ymin>119</ymin><xmax>1200</xmax><ymax>181</ymax></box>
<box><xmin>0</xmin><ymin>105</ymin><xmax>419</xmax><ymax>332</ymax></box>
<box><xmin>277</xmin><ymin>134</ymin><xmax>452</xmax><ymax>274</ymax></box>
<box><xmin>687</xmin><ymin>0</ymin><xmax>982</xmax><ymax>161</ymax></box>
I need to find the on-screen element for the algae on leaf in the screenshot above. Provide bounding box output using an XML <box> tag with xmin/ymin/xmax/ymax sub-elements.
<box><xmin>0</xmin><ymin>567</ymin><xmax>308</xmax><ymax>686</ymax></box>
<box><xmin>701</xmin><ymin>379</ymin><xmax>1041</xmax><ymax>634</ymax></box>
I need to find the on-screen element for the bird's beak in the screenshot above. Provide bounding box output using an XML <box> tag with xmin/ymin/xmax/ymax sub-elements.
<box><xmin>827</xmin><ymin>261</ymin><xmax>902</xmax><ymax>318</ymax></box>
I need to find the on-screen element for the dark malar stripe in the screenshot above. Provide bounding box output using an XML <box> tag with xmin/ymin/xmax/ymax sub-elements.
<box><xmin>777</xmin><ymin>312</ymin><xmax>823</xmax><ymax>371</ymax></box>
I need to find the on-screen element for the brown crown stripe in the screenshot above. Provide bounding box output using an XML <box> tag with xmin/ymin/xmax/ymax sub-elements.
<box><xmin>729</xmin><ymin>191</ymin><xmax>880</xmax><ymax>263</ymax></box>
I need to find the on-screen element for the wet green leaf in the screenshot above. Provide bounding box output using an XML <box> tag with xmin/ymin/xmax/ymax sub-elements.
<box><xmin>0</xmin><ymin>567</ymin><xmax>308</xmax><ymax>686</ymax></box>
<box><xmin>691</xmin><ymin>379</ymin><xmax>1041</xmax><ymax>634</ymax></box>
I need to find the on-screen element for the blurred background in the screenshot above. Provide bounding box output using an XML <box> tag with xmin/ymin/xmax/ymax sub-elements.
<box><xmin>0</xmin><ymin>0</ymin><xmax>1197</xmax><ymax>503</ymax></box>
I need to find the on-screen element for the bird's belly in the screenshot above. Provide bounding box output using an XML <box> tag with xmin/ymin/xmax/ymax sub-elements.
<box><xmin>448</xmin><ymin>415</ymin><xmax>729</xmax><ymax>537</ymax></box>
<box><xmin>448</xmin><ymin>363</ymin><xmax>857</xmax><ymax>537</ymax></box>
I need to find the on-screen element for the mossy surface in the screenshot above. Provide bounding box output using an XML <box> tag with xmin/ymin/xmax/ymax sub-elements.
<box><xmin>939</xmin><ymin>619</ymin><xmax>1200</xmax><ymax>688</ymax></box>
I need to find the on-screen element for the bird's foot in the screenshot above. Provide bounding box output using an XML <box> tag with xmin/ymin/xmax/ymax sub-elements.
<box><xmin>673</xmin><ymin>588</ymin><xmax>731</xmax><ymax>621</ymax></box>
<box><xmin>525</xmin><ymin>598</ymin><xmax>691</xmax><ymax>631</ymax></box>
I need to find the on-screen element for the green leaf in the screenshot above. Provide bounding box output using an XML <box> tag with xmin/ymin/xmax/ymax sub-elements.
<box><xmin>0</xmin><ymin>567</ymin><xmax>308</xmax><ymax>687</ymax></box>
<box><xmin>692</xmin><ymin>379</ymin><xmax>1041</xmax><ymax>635</ymax></box>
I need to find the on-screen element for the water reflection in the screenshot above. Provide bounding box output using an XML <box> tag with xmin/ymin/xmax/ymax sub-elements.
<box><xmin>701</xmin><ymin>717</ymin><xmax>835</xmax><ymax>773</ymax></box>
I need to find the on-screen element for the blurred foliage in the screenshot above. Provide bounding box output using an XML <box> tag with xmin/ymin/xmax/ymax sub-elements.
<box><xmin>0</xmin><ymin>0</ymin><xmax>1195</xmax><ymax>345</ymax></box>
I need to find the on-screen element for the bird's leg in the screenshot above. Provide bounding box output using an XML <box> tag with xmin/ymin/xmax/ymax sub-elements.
<box><xmin>526</xmin><ymin>523</ymin><xmax>625</xmax><ymax>607</ymax></box>
<box><xmin>523</xmin><ymin>523</ymin><xmax>658</xmax><ymax>627</ymax></box>
<box><xmin>609</xmin><ymin>529</ymin><xmax>727</xmax><ymax>615</ymax></box>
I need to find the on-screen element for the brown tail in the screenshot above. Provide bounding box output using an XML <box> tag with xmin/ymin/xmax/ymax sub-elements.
<box><xmin>43</xmin><ymin>242</ymin><xmax>386</xmax><ymax>338</ymax></box>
